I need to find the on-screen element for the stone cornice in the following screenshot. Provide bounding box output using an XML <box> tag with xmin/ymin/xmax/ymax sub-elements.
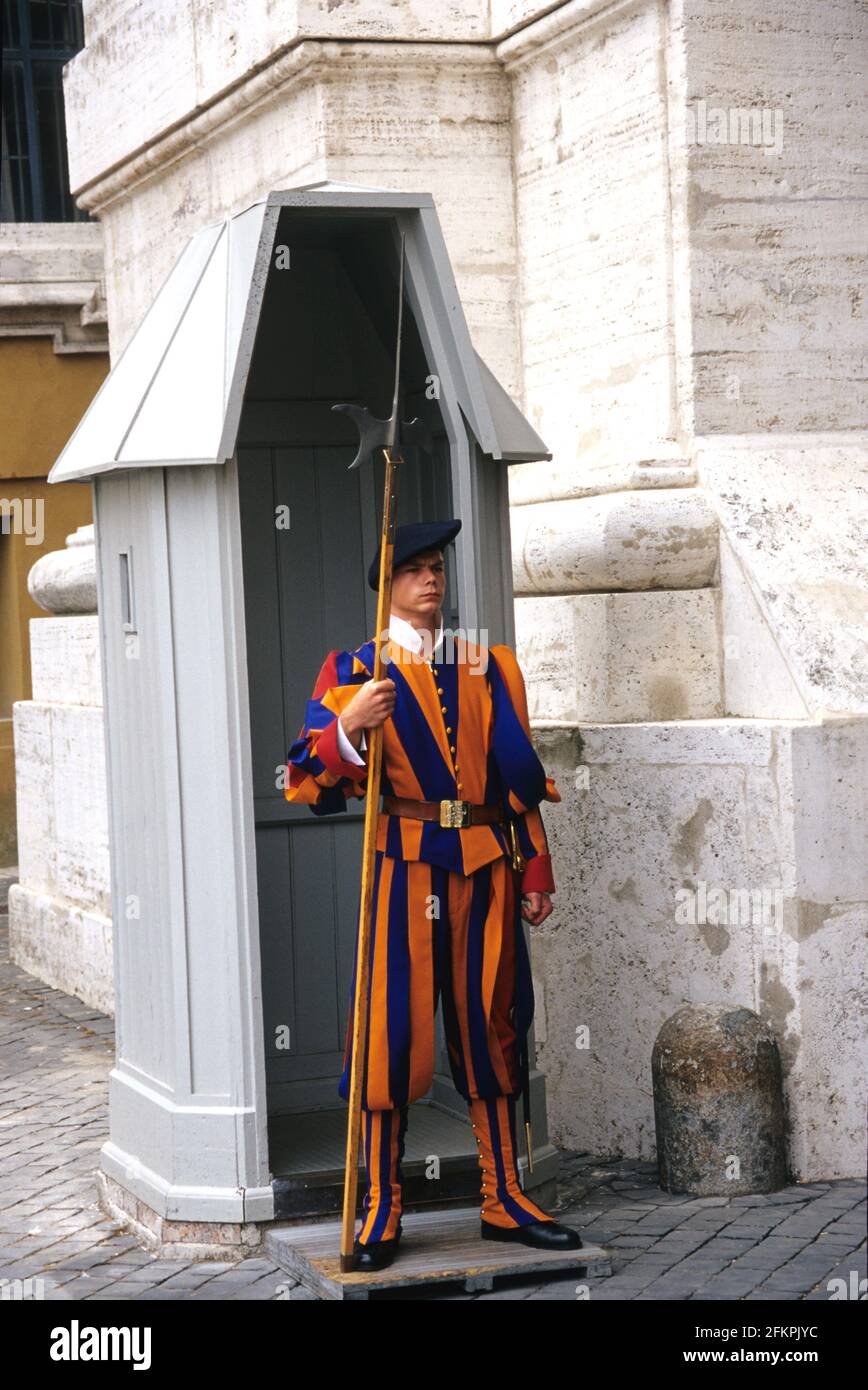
<box><xmin>71</xmin><ymin>39</ymin><xmax>502</xmax><ymax>215</ymax></box>
<box><xmin>0</xmin><ymin>223</ymin><xmax>108</xmax><ymax>352</ymax></box>
<box><xmin>495</xmin><ymin>0</ymin><xmax>649</xmax><ymax>69</ymax></box>
<box><xmin>69</xmin><ymin>0</ymin><xmax>632</xmax><ymax>215</ymax></box>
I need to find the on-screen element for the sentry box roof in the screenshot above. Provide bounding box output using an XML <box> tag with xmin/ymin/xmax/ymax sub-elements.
<box><xmin>48</xmin><ymin>182</ymin><xmax>550</xmax><ymax>485</ymax></box>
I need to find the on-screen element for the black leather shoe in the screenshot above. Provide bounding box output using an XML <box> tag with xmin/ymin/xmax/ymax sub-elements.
<box><xmin>480</xmin><ymin>1218</ymin><xmax>583</xmax><ymax>1249</ymax></box>
<box><xmin>353</xmin><ymin>1228</ymin><xmax>402</xmax><ymax>1270</ymax></box>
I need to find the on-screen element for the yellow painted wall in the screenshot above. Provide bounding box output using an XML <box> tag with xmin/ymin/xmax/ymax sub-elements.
<box><xmin>0</xmin><ymin>335</ymin><xmax>108</xmax><ymax>865</ymax></box>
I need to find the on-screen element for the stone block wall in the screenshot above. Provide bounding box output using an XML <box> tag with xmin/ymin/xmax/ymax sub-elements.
<box><xmin>9</xmin><ymin>532</ymin><xmax>113</xmax><ymax>1014</ymax></box>
<box><xmin>524</xmin><ymin>720</ymin><xmax>867</xmax><ymax>1180</ymax></box>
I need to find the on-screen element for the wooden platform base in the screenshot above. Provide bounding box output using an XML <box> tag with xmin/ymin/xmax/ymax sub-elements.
<box><xmin>265</xmin><ymin>1208</ymin><xmax>612</xmax><ymax>1300</ymax></box>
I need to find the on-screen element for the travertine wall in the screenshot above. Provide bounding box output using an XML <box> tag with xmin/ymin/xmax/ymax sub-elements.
<box><xmin>699</xmin><ymin>444</ymin><xmax>868</xmax><ymax>717</ymax></box>
<box><xmin>503</xmin><ymin>0</ymin><xmax>867</xmax><ymax>1178</ymax></box>
<box><xmin>531</xmin><ymin>719</ymin><xmax>868</xmax><ymax>1178</ymax></box>
<box><xmin>38</xmin><ymin>0</ymin><xmax>867</xmax><ymax>1178</ymax></box>
<box><xmin>503</xmin><ymin>0</ymin><xmax>682</xmax><ymax>476</ymax></box>
<box><xmin>679</xmin><ymin>0</ymin><xmax>866</xmax><ymax>435</ymax></box>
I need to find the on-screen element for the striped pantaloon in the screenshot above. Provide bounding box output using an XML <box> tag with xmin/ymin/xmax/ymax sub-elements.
<box><xmin>339</xmin><ymin>850</ymin><xmax>553</xmax><ymax>1243</ymax></box>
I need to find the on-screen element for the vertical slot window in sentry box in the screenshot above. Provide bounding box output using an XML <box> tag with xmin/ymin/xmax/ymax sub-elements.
<box><xmin>118</xmin><ymin>546</ymin><xmax>139</xmax><ymax>659</ymax></box>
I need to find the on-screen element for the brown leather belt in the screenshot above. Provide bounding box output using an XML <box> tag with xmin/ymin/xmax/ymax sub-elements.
<box><xmin>382</xmin><ymin>794</ymin><xmax>505</xmax><ymax>829</ymax></box>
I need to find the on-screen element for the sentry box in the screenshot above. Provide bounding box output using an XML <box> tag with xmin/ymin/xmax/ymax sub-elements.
<box><xmin>48</xmin><ymin>183</ymin><xmax>556</xmax><ymax>1234</ymax></box>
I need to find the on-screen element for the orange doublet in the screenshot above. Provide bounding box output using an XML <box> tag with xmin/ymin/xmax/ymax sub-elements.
<box><xmin>285</xmin><ymin>633</ymin><xmax>560</xmax><ymax>889</ymax></box>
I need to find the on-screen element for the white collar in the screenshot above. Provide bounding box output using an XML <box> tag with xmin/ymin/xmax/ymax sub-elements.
<box><xmin>389</xmin><ymin>611</ymin><xmax>444</xmax><ymax>657</ymax></box>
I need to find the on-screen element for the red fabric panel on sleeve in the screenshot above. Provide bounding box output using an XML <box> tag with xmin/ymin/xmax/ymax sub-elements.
<box><xmin>520</xmin><ymin>853</ymin><xmax>555</xmax><ymax>895</ymax></box>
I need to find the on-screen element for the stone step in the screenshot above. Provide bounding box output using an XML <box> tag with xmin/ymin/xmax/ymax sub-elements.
<box><xmin>516</xmin><ymin>588</ymin><xmax>722</xmax><ymax>722</ymax></box>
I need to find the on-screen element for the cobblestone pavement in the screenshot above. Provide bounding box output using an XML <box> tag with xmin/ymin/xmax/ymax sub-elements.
<box><xmin>1</xmin><ymin>914</ymin><xmax>865</xmax><ymax>1303</ymax></box>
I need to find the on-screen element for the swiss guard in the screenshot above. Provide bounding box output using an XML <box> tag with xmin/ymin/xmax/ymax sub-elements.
<box><xmin>285</xmin><ymin>518</ymin><xmax>583</xmax><ymax>1269</ymax></box>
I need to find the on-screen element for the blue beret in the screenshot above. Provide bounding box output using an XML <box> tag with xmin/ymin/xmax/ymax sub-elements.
<box><xmin>368</xmin><ymin>518</ymin><xmax>462</xmax><ymax>591</ymax></box>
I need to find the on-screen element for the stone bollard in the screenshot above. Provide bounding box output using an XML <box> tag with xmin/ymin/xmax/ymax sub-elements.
<box><xmin>652</xmin><ymin>1004</ymin><xmax>788</xmax><ymax>1196</ymax></box>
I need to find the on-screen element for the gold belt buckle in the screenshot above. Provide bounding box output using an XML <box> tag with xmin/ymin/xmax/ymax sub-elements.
<box><xmin>440</xmin><ymin>798</ymin><xmax>471</xmax><ymax>828</ymax></box>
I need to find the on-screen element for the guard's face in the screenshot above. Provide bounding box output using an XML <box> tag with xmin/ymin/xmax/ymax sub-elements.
<box><xmin>390</xmin><ymin>548</ymin><xmax>445</xmax><ymax>620</ymax></box>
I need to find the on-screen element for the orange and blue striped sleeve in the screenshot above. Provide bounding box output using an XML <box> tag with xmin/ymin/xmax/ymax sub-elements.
<box><xmin>488</xmin><ymin>644</ymin><xmax>560</xmax><ymax>895</ymax></box>
<box><xmin>285</xmin><ymin>649</ymin><xmax>371</xmax><ymax>815</ymax></box>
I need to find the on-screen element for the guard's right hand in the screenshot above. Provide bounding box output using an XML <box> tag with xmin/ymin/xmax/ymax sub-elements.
<box><xmin>342</xmin><ymin>678</ymin><xmax>397</xmax><ymax>734</ymax></box>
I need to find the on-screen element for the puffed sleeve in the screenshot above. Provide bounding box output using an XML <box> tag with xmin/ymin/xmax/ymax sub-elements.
<box><xmin>487</xmin><ymin>644</ymin><xmax>560</xmax><ymax>894</ymax></box>
<box><xmin>284</xmin><ymin>649</ymin><xmax>371</xmax><ymax>815</ymax></box>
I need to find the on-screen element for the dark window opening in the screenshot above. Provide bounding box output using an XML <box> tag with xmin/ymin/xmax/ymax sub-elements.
<box><xmin>1</xmin><ymin>0</ymin><xmax>90</xmax><ymax>222</ymax></box>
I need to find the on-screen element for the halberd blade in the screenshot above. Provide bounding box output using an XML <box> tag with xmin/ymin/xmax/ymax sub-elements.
<box><xmin>332</xmin><ymin>404</ymin><xmax>434</xmax><ymax>470</ymax></box>
<box><xmin>331</xmin><ymin>403</ymin><xmax>391</xmax><ymax>471</ymax></box>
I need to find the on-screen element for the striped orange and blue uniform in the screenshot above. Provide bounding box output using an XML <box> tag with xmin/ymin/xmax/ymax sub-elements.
<box><xmin>285</xmin><ymin>631</ymin><xmax>561</xmax><ymax>1236</ymax></box>
<box><xmin>285</xmin><ymin>632</ymin><xmax>559</xmax><ymax>885</ymax></box>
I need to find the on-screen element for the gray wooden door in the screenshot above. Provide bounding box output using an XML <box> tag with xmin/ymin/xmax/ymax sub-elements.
<box><xmin>237</xmin><ymin>432</ymin><xmax>457</xmax><ymax>1113</ymax></box>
